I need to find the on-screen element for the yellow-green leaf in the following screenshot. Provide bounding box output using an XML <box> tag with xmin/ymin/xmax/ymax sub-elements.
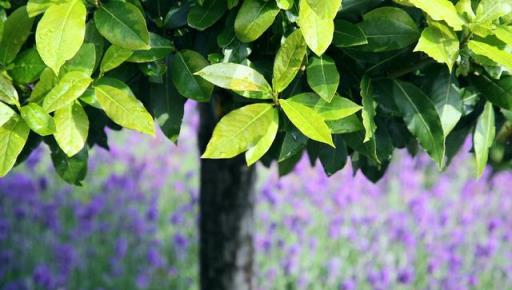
<box><xmin>272</xmin><ymin>29</ymin><xmax>307</xmax><ymax>93</ymax></box>
<box><xmin>202</xmin><ymin>103</ymin><xmax>276</xmax><ymax>159</ymax></box>
<box><xmin>297</xmin><ymin>0</ymin><xmax>334</xmax><ymax>56</ymax></box>
<box><xmin>245</xmin><ymin>107</ymin><xmax>279</xmax><ymax>165</ymax></box>
<box><xmin>94</xmin><ymin>78</ymin><xmax>155</xmax><ymax>136</ymax></box>
<box><xmin>42</xmin><ymin>71</ymin><xmax>92</xmax><ymax>113</ymax></box>
<box><xmin>54</xmin><ymin>102</ymin><xmax>89</xmax><ymax>157</ymax></box>
<box><xmin>0</xmin><ymin>114</ymin><xmax>30</xmax><ymax>177</ymax></box>
<box><xmin>414</xmin><ymin>22</ymin><xmax>459</xmax><ymax>71</ymax></box>
<box><xmin>35</xmin><ymin>0</ymin><xmax>87</xmax><ymax>74</ymax></box>
<box><xmin>20</xmin><ymin>102</ymin><xmax>55</xmax><ymax>136</ymax></box>
<box><xmin>468</xmin><ymin>40</ymin><xmax>512</xmax><ymax>71</ymax></box>
<box><xmin>280</xmin><ymin>97</ymin><xmax>334</xmax><ymax>146</ymax></box>
<box><xmin>474</xmin><ymin>102</ymin><xmax>495</xmax><ymax>177</ymax></box>
<box><xmin>195</xmin><ymin>63</ymin><xmax>272</xmax><ymax>94</ymax></box>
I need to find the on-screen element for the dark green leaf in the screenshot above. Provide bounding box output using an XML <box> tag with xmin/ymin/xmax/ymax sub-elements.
<box><xmin>392</xmin><ymin>80</ymin><xmax>445</xmax><ymax>167</ymax></box>
<box><xmin>170</xmin><ymin>50</ymin><xmax>213</xmax><ymax>102</ymax></box>
<box><xmin>234</xmin><ymin>0</ymin><xmax>280</xmax><ymax>43</ymax></box>
<box><xmin>94</xmin><ymin>1</ymin><xmax>151</xmax><ymax>50</ymax></box>
<box><xmin>0</xmin><ymin>6</ymin><xmax>34</xmax><ymax>66</ymax></box>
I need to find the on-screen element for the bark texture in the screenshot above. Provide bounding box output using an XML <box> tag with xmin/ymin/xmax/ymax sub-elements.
<box><xmin>198</xmin><ymin>102</ymin><xmax>256</xmax><ymax>290</ymax></box>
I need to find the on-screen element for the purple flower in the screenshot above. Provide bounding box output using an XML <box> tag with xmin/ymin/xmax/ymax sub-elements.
<box><xmin>136</xmin><ymin>272</ymin><xmax>150</xmax><ymax>289</ymax></box>
<box><xmin>397</xmin><ymin>267</ymin><xmax>414</xmax><ymax>284</ymax></box>
<box><xmin>173</xmin><ymin>233</ymin><xmax>189</xmax><ymax>252</ymax></box>
<box><xmin>340</xmin><ymin>278</ymin><xmax>356</xmax><ymax>290</ymax></box>
<box><xmin>33</xmin><ymin>264</ymin><xmax>54</xmax><ymax>289</ymax></box>
<box><xmin>147</xmin><ymin>247</ymin><xmax>165</xmax><ymax>268</ymax></box>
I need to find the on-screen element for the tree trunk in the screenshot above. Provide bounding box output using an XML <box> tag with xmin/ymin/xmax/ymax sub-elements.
<box><xmin>197</xmin><ymin>102</ymin><xmax>256</xmax><ymax>290</ymax></box>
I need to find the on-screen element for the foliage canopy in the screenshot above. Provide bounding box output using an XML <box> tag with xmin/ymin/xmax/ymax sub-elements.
<box><xmin>0</xmin><ymin>0</ymin><xmax>512</xmax><ymax>184</ymax></box>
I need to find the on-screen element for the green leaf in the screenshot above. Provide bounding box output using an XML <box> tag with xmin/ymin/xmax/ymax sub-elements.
<box><xmin>0</xmin><ymin>73</ymin><xmax>19</xmax><ymax>106</ymax></box>
<box><xmin>245</xmin><ymin>107</ymin><xmax>279</xmax><ymax>165</ymax></box>
<box><xmin>54</xmin><ymin>102</ymin><xmax>89</xmax><ymax>157</ymax></box>
<box><xmin>85</xmin><ymin>20</ymin><xmax>106</xmax><ymax>72</ymax></box>
<box><xmin>406</xmin><ymin>0</ymin><xmax>464</xmax><ymax>31</ymax></box>
<box><xmin>20</xmin><ymin>103</ymin><xmax>56</xmax><ymax>136</ymax></box>
<box><xmin>42</xmin><ymin>71</ymin><xmax>92</xmax><ymax>113</ymax></box>
<box><xmin>150</xmin><ymin>56</ymin><xmax>186</xmax><ymax>143</ymax></box>
<box><xmin>471</xmin><ymin>74</ymin><xmax>512</xmax><ymax>111</ymax></box>
<box><xmin>8</xmin><ymin>48</ymin><xmax>46</xmax><ymax>84</ymax></box>
<box><xmin>196</xmin><ymin>63</ymin><xmax>272</xmax><ymax>94</ymax></box>
<box><xmin>127</xmin><ymin>33</ymin><xmax>173</xmax><ymax>63</ymax></box>
<box><xmin>0</xmin><ymin>10</ymin><xmax>4</xmax><ymax>44</ymax></box>
<box><xmin>287</xmin><ymin>93</ymin><xmax>361</xmax><ymax>120</ymax></box>
<box><xmin>359</xmin><ymin>7</ymin><xmax>419</xmax><ymax>52</ymax></box>
<box><xmin>276</xmin><ymin>0</ymin><xmax>293</xmax><ymax>10</ymax></box>
<box><xmin>187</xmin><ymin>0</ymin><xmax>226</xmax><ymax>31</ymax></box>
<box><xmin>414</xmin><ymin>22</ymin><xmax>459</xmax><ymax>71</ymax></box>
<box><xmin>234</xmin><ymin>0</ymin><xmax>280</xmax><ymax>43</ymax></box>
<box><xmin>280</xmin><ymin>97</ymin><xmax>334</xmax><ymax>146</ymax></box>
<box><xmin>361</xmin><ymin>75</ymin><xmax>377</xmax><ymax>142</ymax></box>
<box><xmin>0</xmin><ymin>6</ymin><xmax>34</xmax><ymax>66</ymax></box>
<box><xmin>318</xmin><ymin>135</ymin><xmax>347</xmax><ymax>176</ymax></box>
<box><xmin>202</xmin><ymin>103</ymin><xmax>276</xmax><ymax>159</ymax></box>
<box><xmin>94</xmin><ymin>77</ymin><xmax>155</xmax><ymax>136</ymax></box>
<box><xmin>28</xmin><ymin>68</ymin><xmax>57</xmax><ymax>103</ymax></box>
<box><xmin>50</xmin><ymin>143</ymin><xmax>88</xmax><ymax>185</ymax></box>
<box><xmin>327</xmin><ymin>114</ymin><xmax>364</xmax><ymax>134</ymax></box>
<box><xmin>27</xmin><ymin>0</ymin><xmax>58</xmax><ymax>17</ymax></box>
<box><xmin>170</xmin><ymin>50</ymin><xmax>213</xmax><ymax>102</ymax></box>
<box><xmin>306</xmin><ymin>0</ymin><xmax>341</xmax><ymax>19</ymax></box>
<box><xmin>94</xmin><ymin>1</ymin><xmax>150</xmax><ymax>50</ymax></box>
<box><xmin>228</xmin><ymin>0</ymin><xmax>239</xmax><ymax>9</ymax></box>
<box><xmin>343</xmin><ymin>130</ymin><xmax>379</xmax><ymax>163</ymax></box>
<box><xmin>333</xmin><ymin>19</ymin><xmax>368</xmax><ymax>48</ymax></box>
<box><xmin>35</xmin><ymin>0</ymin><xmax>87</xmax><ymax>74</ymax></box>
<box><xmin>474</xmin><ymin>102</ymin><xmax>495</xmax><ymax>177</ymax></box>
<box><xmin>297</xmin><ymin>0</ymin><xmax>334</xmax><ymax>56</ymax></box>
<box><xmin>0</xmin><ymin>114</ymin><xmax>30</xmax><ymax>177</ymax></box>
<box><xmin>0</xmin><ymin>101</ymin><xmax>15</xmax><ymax>127</ymax></box>
<box><xmin>428</xmin><ymin>69</ymin><xmax>462</xmax><ymax>136</ymax></box>
<box><xmin>455</xmin><ymin>0</ymin><xmax>475</xmax><ymax>22</ymax></box>
<box><xmin>392</xmin><ymin>80</ymin><xmax>445</xmax><ymax>167</ymax></box>
<box><xmin>272</xmin><ymin>29</ymin><xmax>307</xmax><ymax>93</ymax></box>
<box><xmin>307</xmin><ymin>55</ymin><xmax>340</xmax><ymax>102</ymax></box>
<box><xmin>468</xmin><ymin>40</ymin><xmax>512</xmax><ymax>71</ymax></box>
<box><xmin>100</xmin><ymin>45</ymin><xmax>134</xmax><ymax>74</ymax></box>
<box><xmin>475</xmin><ymin>0</ymin><xmax>512</xmax><ymax>24</ymax></box>
<box><xmin>60</xmin><ymin>43</ymin><xmax>97</xmax><ymax>77</ymax></box>
<box><xmin>279</xmin><ymin>125</ymin><xmax>307</xmax><ymax>162</ymax></box>
<box><xmin>495</xmin><ymin>26</ymin><xmax>512</xmax><ymax>47</ymax></box>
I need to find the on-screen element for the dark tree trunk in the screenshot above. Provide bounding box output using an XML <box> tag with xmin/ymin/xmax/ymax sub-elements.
<box><xmin>197</xmin><ymin>102</ymin><xmax>256</xmax><ymax>290</ymax></box>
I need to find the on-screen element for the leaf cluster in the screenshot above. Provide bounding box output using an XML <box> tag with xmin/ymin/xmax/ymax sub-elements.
<box><xmin>0</xmin><ymin>0</ymin><xmax>511</xmax><ymax>183</ymax></box>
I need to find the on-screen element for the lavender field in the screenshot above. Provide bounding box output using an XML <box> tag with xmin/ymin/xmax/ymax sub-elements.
<box><xmin>1</xmin><ymin>104</ymin><xmax>512</xmax><ymax>290</ymax></box>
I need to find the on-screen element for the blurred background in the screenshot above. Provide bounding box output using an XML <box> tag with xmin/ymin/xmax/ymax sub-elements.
<box><xmin>1</xmin><ymin>103</ymin><xmax>512</xmax><ymax>290</ymax></box>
